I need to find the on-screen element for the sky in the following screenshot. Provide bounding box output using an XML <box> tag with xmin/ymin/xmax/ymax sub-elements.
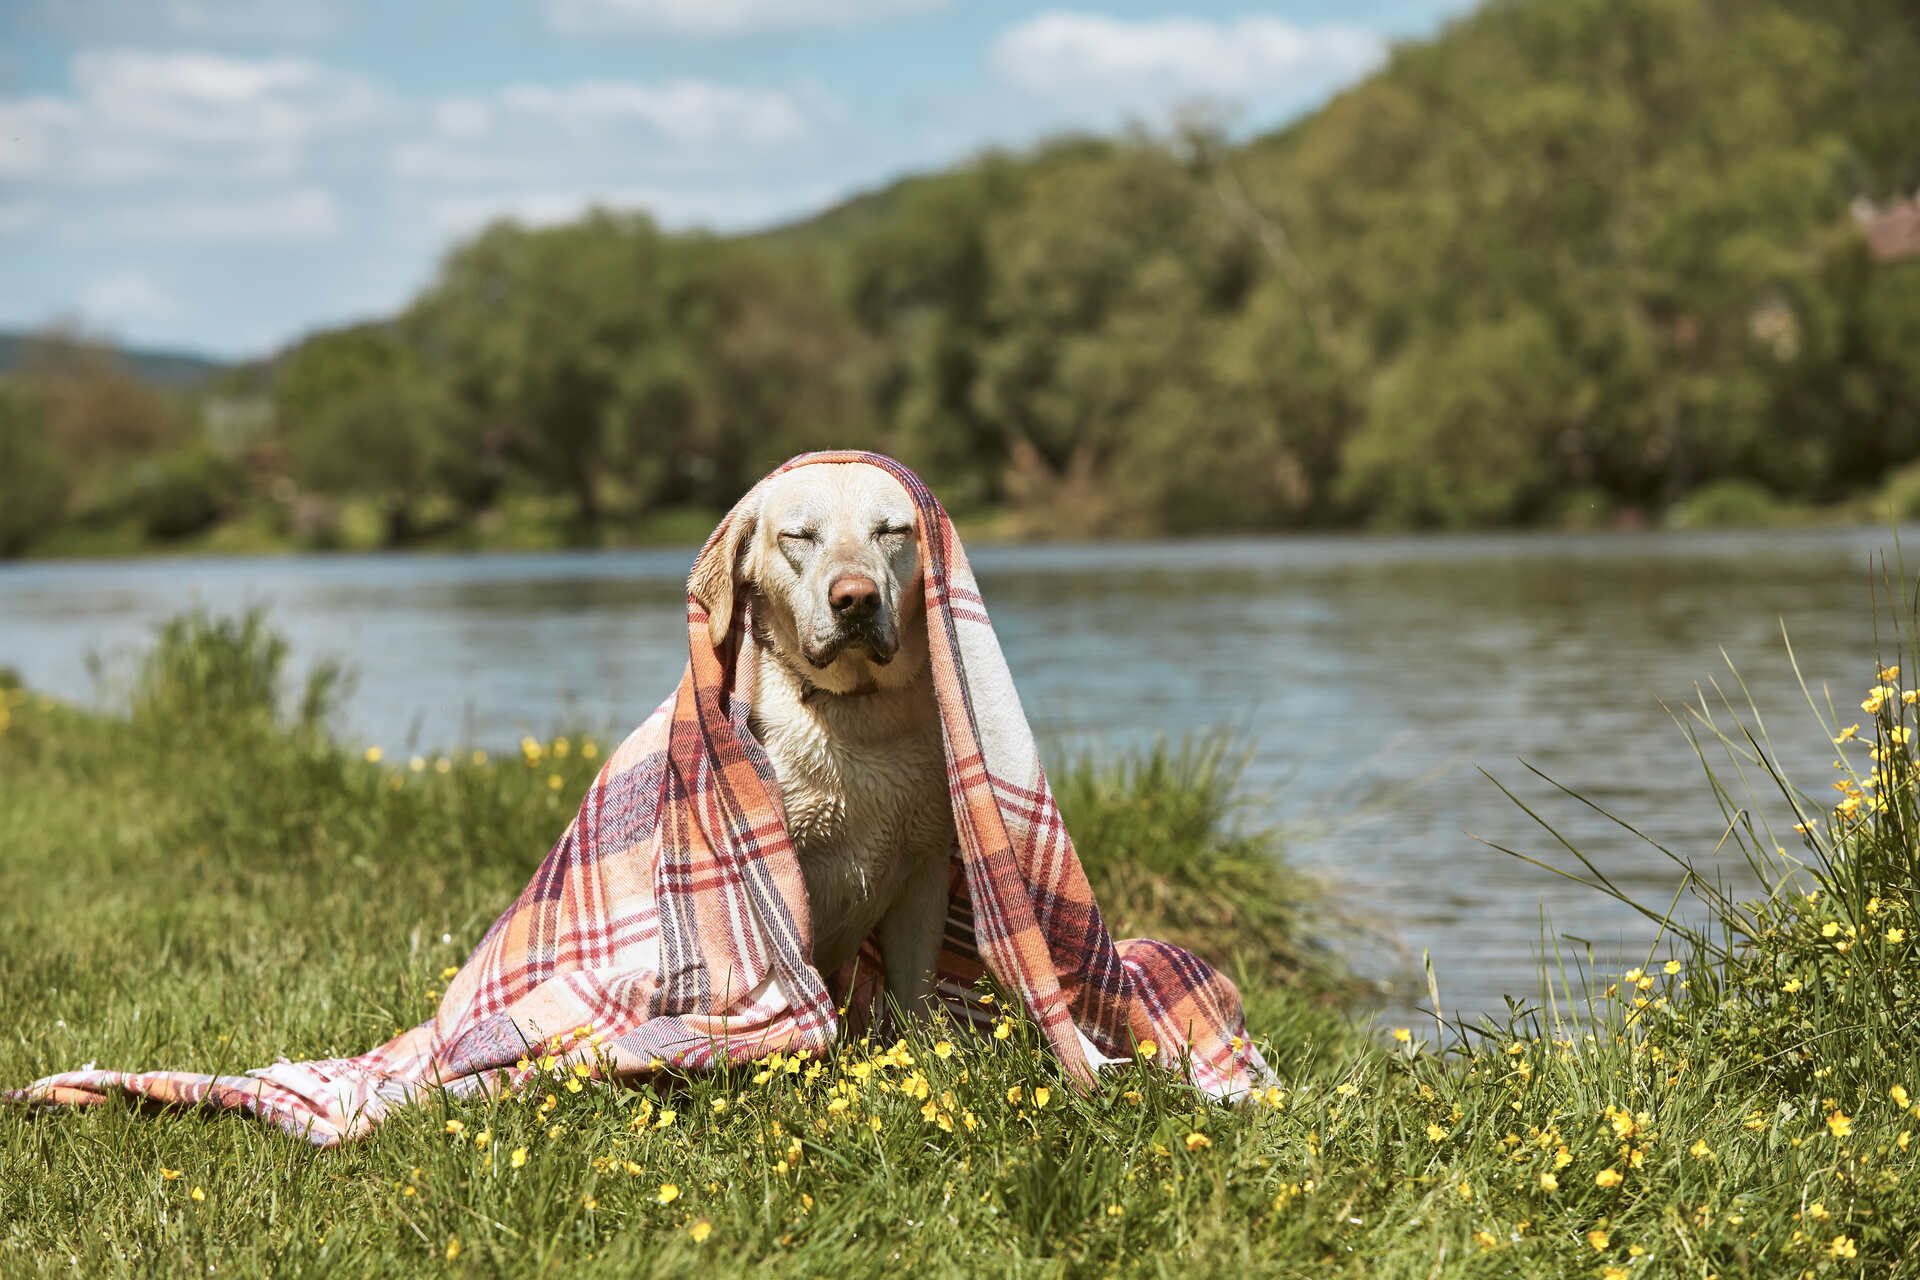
<box><xmin>0</xmin><ymin>0</ymin><xmax>1472</xmax><ymax>359</ymax></box>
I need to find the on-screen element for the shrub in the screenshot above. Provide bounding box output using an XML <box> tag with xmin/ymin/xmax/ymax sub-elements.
<box><xmin>0</xmin><ymin>385</ymin><xmax>71</xmax><ymax>556</ymax></box>
<box><xmin>130</xmin><ymin>607</ymin><xmax>345</xmax><ymax>733</ymax></box>
<box><xmin>1052</xmin><ymin>737</ymin><xmax>1359</xmax><ymax>999</ymax></box>
<box><xmin>131</xmin><ymin>447</ymin><xmax>240</xmax><ymax>541</ymax></box>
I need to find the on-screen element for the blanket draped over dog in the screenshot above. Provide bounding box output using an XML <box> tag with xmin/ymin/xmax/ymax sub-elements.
<box><xmin>10</xmin><ymin>452</ymin><xmax>1272</xmax><ymax>1144</ymax></box>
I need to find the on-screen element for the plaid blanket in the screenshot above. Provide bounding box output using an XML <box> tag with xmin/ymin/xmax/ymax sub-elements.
<box><xmin>11</xmin><ymin>452</ymin><xmax>1273</xmax><ymax>1144</ymax></box>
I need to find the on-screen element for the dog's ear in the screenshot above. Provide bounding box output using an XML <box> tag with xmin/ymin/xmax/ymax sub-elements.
<box><xmin>688</xmin><ymin>492</ymin><xmax>759</xmax><ymax>650</ymax></box>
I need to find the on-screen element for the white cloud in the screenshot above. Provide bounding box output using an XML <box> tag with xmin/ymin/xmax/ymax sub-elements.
<box><xmin>2</xmin><ymin>49</ymin><xmax>386</xmax><ymax>184</ymax></box>
<box><xmin>991</xmin><ymin>11</ymin><xmax>1385</xmax><ymax>119</ymax></box>
<box><xmin>96</xmin><ymin>187</ymin><xmax>345</xmax><ymax>241</ymax></box>
<box><xmin>395</xmin><ymin>78</ymin><xmax>826</xmax><ymax>183</ymax></box>
<box><xmin>500</xmin><ymin>80</ymin><xmax>813</xmax><ymax>145</ymax></box>
<box><xmin>0</xmin><ymin>98</ymin><xmax>74</xmax><ymax>179</ymax></box>
<box><xmin>544</xmin><ymin>0</ymin><xmax>947</xmax><ymax>37</ymax></box>
<box><xmin>78</xmin><ymin>269</ymin><xmax>182</xmax><ymax>323</ymax></box>
<box><xmin>426</xmin><ymin>181</ymin><xmax>840</xmax><ymax>238</ymax></box>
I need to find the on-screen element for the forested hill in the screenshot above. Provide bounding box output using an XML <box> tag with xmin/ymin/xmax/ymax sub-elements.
<box><xmin>5</xmin><ymin>0</ymin><xmax>1919</xmax><ymax>557</ymax></box>
<box><xmin>0</xmin><ymin>330</ymin><xmax>226</xmax><ymax>389</ymax></box>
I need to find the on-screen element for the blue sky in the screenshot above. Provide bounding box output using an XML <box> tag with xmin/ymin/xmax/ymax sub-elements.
<box><xmin>0</xmin><ymin>0</ymin><xmax>1470</xmax><ymax>358</ymax></box>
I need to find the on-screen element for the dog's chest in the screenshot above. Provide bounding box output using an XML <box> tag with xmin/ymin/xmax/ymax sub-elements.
<box><xmin>750</xmin><ymin>682</ymin><xmax>952</xmax><ymax>970</ymax></box>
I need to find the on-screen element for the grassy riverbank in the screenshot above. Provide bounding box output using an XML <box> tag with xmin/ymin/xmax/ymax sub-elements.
<box><xmin>2</xmin><ymin>614</ymin><xmax>1917</xmax><ymax>1277</ymax></box>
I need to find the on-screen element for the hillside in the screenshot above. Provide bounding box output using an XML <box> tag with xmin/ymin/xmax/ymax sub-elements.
<box><xmin>3</xmin><ymin>0</ymin><xmax>1918</xmax><ymax>557</ymax></box>
<box><xmin>0</xmin><ymin>329</ymin><xmax>228</xmax><ymax>389</ymax></box>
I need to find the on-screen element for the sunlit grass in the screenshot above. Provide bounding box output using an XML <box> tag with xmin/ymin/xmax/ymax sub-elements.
<box><xmin>2</xmin><ymin>607</ymin><xmax>1917</xmax><ymax>1276</ymax></box>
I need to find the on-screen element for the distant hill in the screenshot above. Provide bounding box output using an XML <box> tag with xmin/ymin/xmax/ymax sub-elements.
<box><xmin>0</xmin><ymin>330</ymin><xmax>228</xmax><ymax>388</ymax></box>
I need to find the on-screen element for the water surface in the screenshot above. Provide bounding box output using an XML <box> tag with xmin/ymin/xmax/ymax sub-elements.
<box><xmin>2</xmin><ymin>528</ymin><xmax>1904</xmax><ymax>1026</ymax></box>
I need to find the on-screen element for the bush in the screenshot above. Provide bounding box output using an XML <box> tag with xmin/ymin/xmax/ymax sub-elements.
<box><xmin>131</xmin><ymin>607</ymin><xmax>345</xmax><ymax>733</ymax></box>
<box><xmin>1052</xmin><ymin>737</ymin><xmax>1359</xmax><ymax>998</ymax></box>
<box><xmin>1665</xmin><ymin>477</ymin><xmax>1788</xmax><ymax>528</ymax></box>
<box><xmin>131</xmin><ymin>447</ymin><xmax>240</xmax><ymax>541</ymax></box>
<box><xmin>0</xmin><ymin>386</ymin><xmax>71</xmax><ymax>556</ymax></box>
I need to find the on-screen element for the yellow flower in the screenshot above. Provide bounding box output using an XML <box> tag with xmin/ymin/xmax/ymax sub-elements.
<box><xmin>1782</xmin><ymin>978</ymin><xmax>1803</xmax><ymax>993</ymax></box>
<box><xmin>409</xmin><ymin>755</ymin><xmax>426</xmax><ymax>773</ymax></box>
<box><xmin>444</xmin><ymin>1119</ymin><xmax>465</xmax><ymax>1136</ymax></box>
<box><xmin>1184</xmin><ymin>1132</ymin><xmax>1211</xmax><ymax>1152</ymax></box>
<box><xmin>565</xmin><ymin>1078</ymin><xmax>582</xmax><ymax>1094</ymax></box>
<box><xmin>689</xmin><ymin>1219</ymin><xmax>713</xmax><ymax>1244</ymax></box>
<box><xmin>1900</xmin><ymin>1131</ymin><xmax>1911</xmax><ymax>1152</ymax></box>
<box><xmin>190</xmin><ymin>1187</ymin><xmax>206</xmax><ymax>1202</ymax></box>
<box><xmin>1426</xmin><ymin>1123</ymin><xmax>1448</xmax><ymax>1142</ymax></box>
<box><xmin>1890</xmin><ymin>928</ymin><xmax>1908</xmax><ymax>944</ymax></box>
<box><xmin>1456</xmin><ymin>1181</ymin><xmax>1472</xmax><ymax>1201</ymax></box>
<box><xmin>1663</xmin><ymin>960</ymin><xmax>1681</xmax><ymax>975</ymax></box>
<box><xmin>1823</xmin><ymin>922</ymin><xmax>1841</xmax><ymax>938</ymax></box>
<box><xmin>1595</xmin><ymin>1168</ymin><xmax>1623</xmax><ymax>1188</ymax></box>
<box><xmin>1863</xmin><ymin>688</ymin><xmax>1888</xmax><ymax>714</ymax></box>
<box><xmin>1830</xmin><ymin>1235</ymin><xmax>1857</xmax><ymax>1260</ymax></box>
<box><xmin>657</xmin><ymin>1183</ymin><xmax>680</xmax><ymax>1204</ymax></box>
<box><xmin>1689</xmin><ymin>1138</ymin><xmax>1712</xmax><ymax>1160</ymax></box>
<box><xmin>160</xmin><ymin>1167</ymin><xmax>182</xmax><ymax>1180</ymax></box>
<box><xmin>1472</xmin><ymin>1230</ymin><xmax>1498</xmax><ymax>1248</ymax></box>
<box><xmin>1122</xmin><ymin>1089</ymin><xmax>1143</xmax><ymax>1105</ymax></box>
<box><xmin>1602</xmin><ymin>1269</ymin><xmax>1627</xmax><ymax>1280</ymax></box>
<box><xmin>1892</xmin><ymin>1084</ymin><xmax>1911</xmax><ymax>1109</ymax></box>
<box><xmin>1391</xmin><ymin>1028</ymin><xmax>1411</xmax><ymax>1043</ymax></box>
<box><xmin>445</xmin><ymin>1237</ymin><xmax>461</xmax><ymax>1261</ymax></box>
<box><xmin>1538</xmin><ymin>1172</ymin><xmax>1559</xmax><ymax>1192</ymax></box>
<box><xmin>474</xmin><ymin>1128</ymin><xmax>491</xmax><ymax>1149</ymax></box>
<box><xmin>582</xmin><ymin>1194</ymin><xmax>597</xmax><ymax>1210</ymax></box>
<box><xmin>1136</xmin><ymin>1039</ymin><xmax>1157</xmax><ymax>1059</ymax></box>
<box><xmin>1588</xmin><ymin>1229</ymin><xmax>1609</xmax><ymax>1251</ymax></box>
<box><xmin>1006</xmin><ymin>1086</ymin><xmax>1022</xmax><ymax>1105</ymax></box>
<box><xmin>510</xmin><ymin>1146</ymin><xmax>528</xmax><ymax>1168</ymax></box>
<box><xmin>993</xmin><ymin>1022</ymin><xmax>1011</xmax><ymax>1042</ymax></box>
<box><xmin>364</xmin><ymin>746</ymin><xmax>382</xmax><ymax>763</ymax></box>
<box><xmin>1828</xmin><ymin>1111</ymin><xmax>1853</xmax><ymax>1139</ymax></box>
<box><xmin>1033</xmin><ymin>1087</ymin><xmax>1052</xmax><ymax>1108</ymax></box>
<box><xmin>1880</xmin><ymin>665</ymin><xmax>1900</xmax><ymax>683</ymax></box>
<box><xmin>711</xmin><ymin>1097</ymin><xmax>729</xmax><ymax>1113</ymax></box>
<box><xmin>1807</xmin><ymin>1201</ymin><xmax>1830</xmax><ymax>1220</ymax></box>
<box><xmin>547</xmin><ymin>773</ymin><xmax>564</xmax><ymax>791</ymax></box>
<box><xmin>933</xmin><ymin>1040</ymin><xmax>954</xmax><ymax>1059</ymax></box>
<box><xmin>1106</xmin><ymin>1204</ymin><xmax>1124</xmax><ymax>1218</ymax></box>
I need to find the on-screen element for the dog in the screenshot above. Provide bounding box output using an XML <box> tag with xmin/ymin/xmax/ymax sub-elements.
<box><xmin>690</xmin><ymin>461</ymin><xmax>953</xmax><ymax>1018</ymax></box>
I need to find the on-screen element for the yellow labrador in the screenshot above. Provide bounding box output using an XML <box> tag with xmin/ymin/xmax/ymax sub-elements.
<box><xmin>690</xmin><ymin>462</ymin><xmax>953</xmax><ymax>1016</ymax></box>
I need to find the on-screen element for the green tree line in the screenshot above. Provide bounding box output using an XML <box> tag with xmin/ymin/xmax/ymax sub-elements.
<box><xmin>3</xmin><ymin>0</ymin><xmax>1917</xmax><ymax>555</ymax></box>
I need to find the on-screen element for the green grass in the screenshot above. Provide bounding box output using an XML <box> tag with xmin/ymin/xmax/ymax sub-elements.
<box><xmin>2</xmin><ymin>610</ymin><xmax>1917</xmax><ymax>1277</ymax></box>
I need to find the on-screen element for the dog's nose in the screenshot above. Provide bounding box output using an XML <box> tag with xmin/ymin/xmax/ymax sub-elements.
<box><xmin>828</xmin><ymin>574</ymin><xmax>880</xmax><ymax>617</ymax></box>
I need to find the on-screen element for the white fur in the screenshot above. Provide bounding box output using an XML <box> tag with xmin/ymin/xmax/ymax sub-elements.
<box><xmin>726</xmin><ymin>464</ymin><xmax>956</xmax><ymax>1015</ymax></box>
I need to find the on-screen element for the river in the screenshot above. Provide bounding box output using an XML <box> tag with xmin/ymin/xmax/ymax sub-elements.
<box><xmin>2</xmin><ymin>526</ymin><xmax>1907</xmax><ymax>1029</ymax></box>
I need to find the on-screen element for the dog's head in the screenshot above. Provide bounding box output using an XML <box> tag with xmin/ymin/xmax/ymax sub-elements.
<box><xmin>690</xmin><ymin>461</ymin><xmax>929</xmax><ymax>694</ymax></box>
